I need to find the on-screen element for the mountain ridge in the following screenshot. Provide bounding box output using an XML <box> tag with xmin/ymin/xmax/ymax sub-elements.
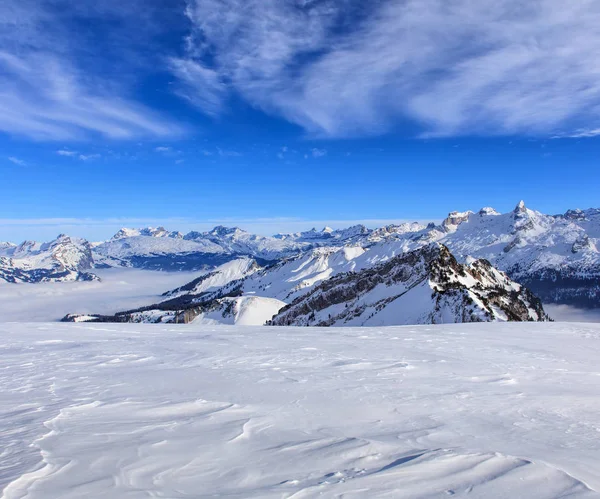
<box><xmin>3</xmin><ymin>201</ymin><xmax>599</xmax><ymax>309</ymax></box>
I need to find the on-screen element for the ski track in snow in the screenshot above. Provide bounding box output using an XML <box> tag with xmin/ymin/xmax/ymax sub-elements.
<box><xmin>1</xmin><ymin>322</ymin><xmax>600</xmax><ymax>498</ymax></box>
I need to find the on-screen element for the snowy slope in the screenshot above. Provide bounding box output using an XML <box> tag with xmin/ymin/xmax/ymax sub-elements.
<box><xmin>0</xmin><ymin>235</ymin><xmax>98</xmax><ymax>283</ymax></box>
<box><xmin>62</xmin><ymin>248</ymin><xmax>365</xmax><ymax>324</ymax></box>
<box><xmin>271</xmin><ymin>243</ymin><xmax>546</xmax><ymax>327</ymax></box>
<box><xmin>1</xmin><ymin>322</ymin><xmax>600</xmax><ymax>498</ymax></box>
<box><xmin>163</xmin><ymin>257</ymin><xmax>260</xmax><ymax>298</ymax></box>
<box><xmin>189</xmin><ymin>296</ymin><xmax>287</xmax><ymax>326</ymax></box>
<box><xmin>65</xmin><ymin>244</ymin><xmax>546</xmax><ymax>326</ymax></box>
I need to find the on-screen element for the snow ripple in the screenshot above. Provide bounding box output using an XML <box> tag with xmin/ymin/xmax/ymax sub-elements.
<box><xmin>1</xmin><ymin>322</ymin><xmax>600</xmax><ymax>498</ymax></box>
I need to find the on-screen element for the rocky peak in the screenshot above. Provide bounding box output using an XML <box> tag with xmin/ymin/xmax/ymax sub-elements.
<box><xmin>269</xmin><ymin>243</ymin><xmax>547</xmax><ymax>327</ymax></box>
<box><xmin>479</xmin><ymin>207</ymin><xmax>500</xmax><ymax>216</ymax></box>
<box><xmin>442</xmin><ymin>211</ymin><xmax>473</xmax><ymax>232</ymax></box>
<box><xmin>572</xmin><ymin>234</ymin><xmax>596</xmax><ymax>254</ymax></box>
<box><xmin>209</xmin><ymin>226</ymin><xmax>243</xmax><ymax>237</ymax></box>
<box><xmin>111</xmin><ymin>228</ymin><xmax>140</xmax><ymax>240</ymax></box>
<box><xmin>564</xmin><ymin>209</ymin><xmax>586</xmax><ymax>221</ymax></box>
<box><xmin>513</xmin><ymin>200</ymin><xmax>527</xmax><ymax>215</ymax></box>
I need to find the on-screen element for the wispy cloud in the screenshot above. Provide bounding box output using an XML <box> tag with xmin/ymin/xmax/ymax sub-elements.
<box><xmin>553</xmin><ymin>128</ymin><xmax>600</xmax><ymax>139</ymax></box>
<box><xmin>311</xmin><ymin>148</ymin><xmax>327</xmax><ymax>158</ymax></box>
<box><xmin>57</xmin><ymin>149</ymin><xmax>78</xmax><ymax>157</ymax></box>
<box><xmin>7</xmin><ymin>156</ymin><xmax>26</xmax><ymax>166</ymax></box>
<box><xmin>78</xmin><ymin>154</ymin><xmax>101</xmax><ymax>161</ymax></box>
<box><xmin>216</xmin><ymin>147</ymin><xmax>242</xmax><ymax>157</ymax></box>
<box><xmin>0</xmin><ymin>1</ymin><xmax>185</xmax><ymax>141</ymax></box>
<box><xmin>56</xmin><ymin>149</ymin><xmax>100</xmax><ymax>160</ymax></box>
<box><xmin>169</xmin><ymin>58</ymin><xmax>226</xmax><ymax>117</ymax></box>
<box><xmin>175</xmin><ymin>0</ymin><xmax>600</xmax><ymax>138</ymax></box>
<box><xmin>155</xmin><ymin>146</ymin><xmax>172</xmax><ymax>153</ymax></box>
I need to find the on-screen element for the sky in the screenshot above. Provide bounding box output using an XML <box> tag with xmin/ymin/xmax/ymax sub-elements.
<box><xmin>2</xmin><ymin>0</ymin><xmax>600</xmax><ymax>242</ymax></box>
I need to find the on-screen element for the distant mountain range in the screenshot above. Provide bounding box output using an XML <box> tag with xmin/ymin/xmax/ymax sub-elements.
<box><xmin>3</xmin><ymin>201</ymin><xmax>599</xmax><ymax>324</ymax></box>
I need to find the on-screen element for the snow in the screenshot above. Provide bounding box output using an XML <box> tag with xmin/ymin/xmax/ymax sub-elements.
<box><xmin>231</xmin><ymin>296</ymin><xmax>287</xmax><ymax>325</ymax></box>
<box><xmin>165</xmin><ymin>257</ymin><xmax>258</xmax><ymax>298</ymax></box>
<box><xmin>1</xmin><ymin>322</ymin><xmax>600</xmax><ymax>498</ymax></box>
<box><xmin>191</xmin><ymin>296</ymin><xmax>286</xmax><ymax>326</ymax></box>
<box><xmin>233</xmin><ymin>246</ymin><xmax>365</xmax><ymax>303</ymax></box>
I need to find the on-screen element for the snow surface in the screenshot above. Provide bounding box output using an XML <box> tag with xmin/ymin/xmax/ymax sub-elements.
<box><xmin>1</xmin><ymin>322</ymin><xmax>600</xmax><ymax>498</ymax></box>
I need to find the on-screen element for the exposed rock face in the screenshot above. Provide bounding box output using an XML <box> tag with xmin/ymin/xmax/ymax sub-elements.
<box><xmin>572</xmin><ymin>234</ymin><xmax>594</xmax><ymax>254</ymax></box>
<box><xmin>5</xmin><ymin>202</ymin><xmax>600</xmax><ymax>312</ymax></box>
<box><xmin>269</xmin><ymin>244</ymin><xmax>547</xmax><ymax>327</ymax></box>
<box><xmin>0</xmin><ymin>234</ymin><xmax>98</xmax><ymax>283</ymax></box>
<box><xmin>64</xmin><ymin>245</ymin><xmax>547</xmax><ymax>326</ymax></box>
<box><xmin>442</xmin><ymin>211</ymin><xmax>474</xmax><ymax>233</ymax></box>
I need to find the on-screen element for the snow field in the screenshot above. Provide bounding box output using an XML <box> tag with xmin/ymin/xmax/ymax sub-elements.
<box><xmin>1</xmin><ymin>322</ymin><xmax>600</xmax><ymax>498</ymax></box>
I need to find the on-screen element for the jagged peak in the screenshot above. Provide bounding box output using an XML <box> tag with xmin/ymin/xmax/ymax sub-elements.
<box><xmin>514</xmin><ymin>200</ymin><xmax>527</xmax><ymax>214</ymax></box>
<box><xmin>442</xmin><ymin>210</ymin><xmax>474</xmax><ymax>232</ymax></box>
<box><xmin>209</xmin><ymin>225</ymin><xmax>245</xmax><ymax>237</ymax></box>
<box><xmin>478</xmin><ymin>207</ymin><xmax>500</xmax><ymax>216</ymax></box>
<box><xmin>563</xmin><ymin>208</ymin><xmax>586</xmax><ymax>221</ymax></box>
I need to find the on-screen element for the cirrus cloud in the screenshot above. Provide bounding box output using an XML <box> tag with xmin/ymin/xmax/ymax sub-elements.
<box><xmin>0</xmin><ymin>0</ymin><xmax>185</xmax><ymax>142</ymax></box>
<box><xmin>174</xmin><ymin>0</ymin><xmax>600</xmax><ymax>138</ymax></box>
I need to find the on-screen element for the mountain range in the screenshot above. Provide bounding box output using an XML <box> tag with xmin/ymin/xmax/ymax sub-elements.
<box><xmin>3</xmin><ymin>201</ymin><xmax>599</xmax><ymax>324</ymax></box>
<box><xmin>66</xmin><ymin>243</ymin><xmax>547</xmax><ymax>326</ymax></box>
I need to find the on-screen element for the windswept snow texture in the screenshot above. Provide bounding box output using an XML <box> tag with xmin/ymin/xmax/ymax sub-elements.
<box><xmin>1</xmin><ymin>322</ymin><xmax>600</xmax><ymax>498</ymax></box>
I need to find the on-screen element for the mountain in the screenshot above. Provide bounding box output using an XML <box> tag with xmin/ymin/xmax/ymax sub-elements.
<box><xmin>63</xmin><ymin>244</ymin><xmax>547</xmax><ymax>326</ymax></box>
<box><xmin>62</xmin><ymin>246</ymin><xmax>366</xmax><ymax>324</ymax></box>
<box><xmin>0</xmin><ymin>235</ymin><xmax>98</xmax><ymax>283</ymax></box>
<box><xmin>273</xmin><ymin>225</ymin><xmax>371</xmax><ymax>244</ymax></box>
<box><xmin>162</xmin><ymin>257</ymin><xmax>260</xmax><ymax>298</ymax></box>
<box><xmin>423</xmin><ymin>202</ymin><xmax>600</xmax><ymax>308</ymax></box>
<box><xmin>3</xmin><ymin>202</ymin><xmax>600</xmax><ymax>308</ymax></box>
<box><xmin>93</xmin><ymin>225</ymin><xmax>313</xmax><ymax>270</ymax></box>
<box><xmin>270</xmin><ymin>244</ymin><xmax>547</xmax><ymax>327</ymax></box>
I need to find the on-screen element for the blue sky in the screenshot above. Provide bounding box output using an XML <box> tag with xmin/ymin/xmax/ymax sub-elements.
<box><xmin>1</xmin><ymin>0</ymin><xmax>600</xmax><ymax>242</ymax></box>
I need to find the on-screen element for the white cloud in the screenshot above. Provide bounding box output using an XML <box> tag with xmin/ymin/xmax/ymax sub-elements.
<box><xmin>0</xmin><ymin>2</ymin><xmax>185</xmax><ymax>141</ymax></box>
<box><xmin>57</xmin><ymin>149</ymin><xmax>78</xmax><ymax>157</ymax></box>
<box><xmin>78</xmin><ymin>154</ymin><xmax>101</xmax><ymax>161</ymax></box>
<box><xmin>216</xmin><ymin>147</ymin><xmax>242</xmax><ymax>157</ymax></box>
<box><xmin>7</xmin><ymin>156</ymin><xmax>26</xmax><ymax>166</ymax></box>
<box><xmin>175</xmin><ymin>0</ymin><xmax>600</xmax><ymax>138</ymax></box>
<box><xmin>553</xmin><ymin>128</ymin><xmax>600</xmax><ymax>139</ymax></box>
<box><xmin>56</xmin><ymin>149</ymin><xmax>100</xmax><ymax>160</ymax></box>
<box><xmin>169</xmin><ymin>58</ymin><xmax>226</xmax><ymax>116</ymax></box>
<box><xmin>155</xmin><ymin>146</ymin><xmax>171</xmax><ymax>153</ymax></box>
<box><xmin>311</xmin><ymin>148</ymin><xmax>327</xmax><ymax>158</ymax></box>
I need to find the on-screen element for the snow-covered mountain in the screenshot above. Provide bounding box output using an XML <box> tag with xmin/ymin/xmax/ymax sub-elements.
<box><xmin>63</xmin><ymin>244</ymin><xmax>547</xmax><ymax>326</ymax></box>
<box><xmin>271</xmin><ymin>244</ymin><xmax>547</xmax><ymax>326</ymax></box>
<box><xmin>93</xmin><ymin>225</ymin><xmax>313</xmax><ymax>270</ymax></box>
<box><xmin>396</xmin><ymin>202</ymin><xmax>600</xmax><ymax>308</ymax></box>
<box><xmin>3</xmin><ymin>202</ymin><xmax>600</xmax><ymax>310</ymax></box>
<box><xmin>0</xmin><ymin>235</ymin><xmax>98</xmax><ymax>283</ymax></box>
